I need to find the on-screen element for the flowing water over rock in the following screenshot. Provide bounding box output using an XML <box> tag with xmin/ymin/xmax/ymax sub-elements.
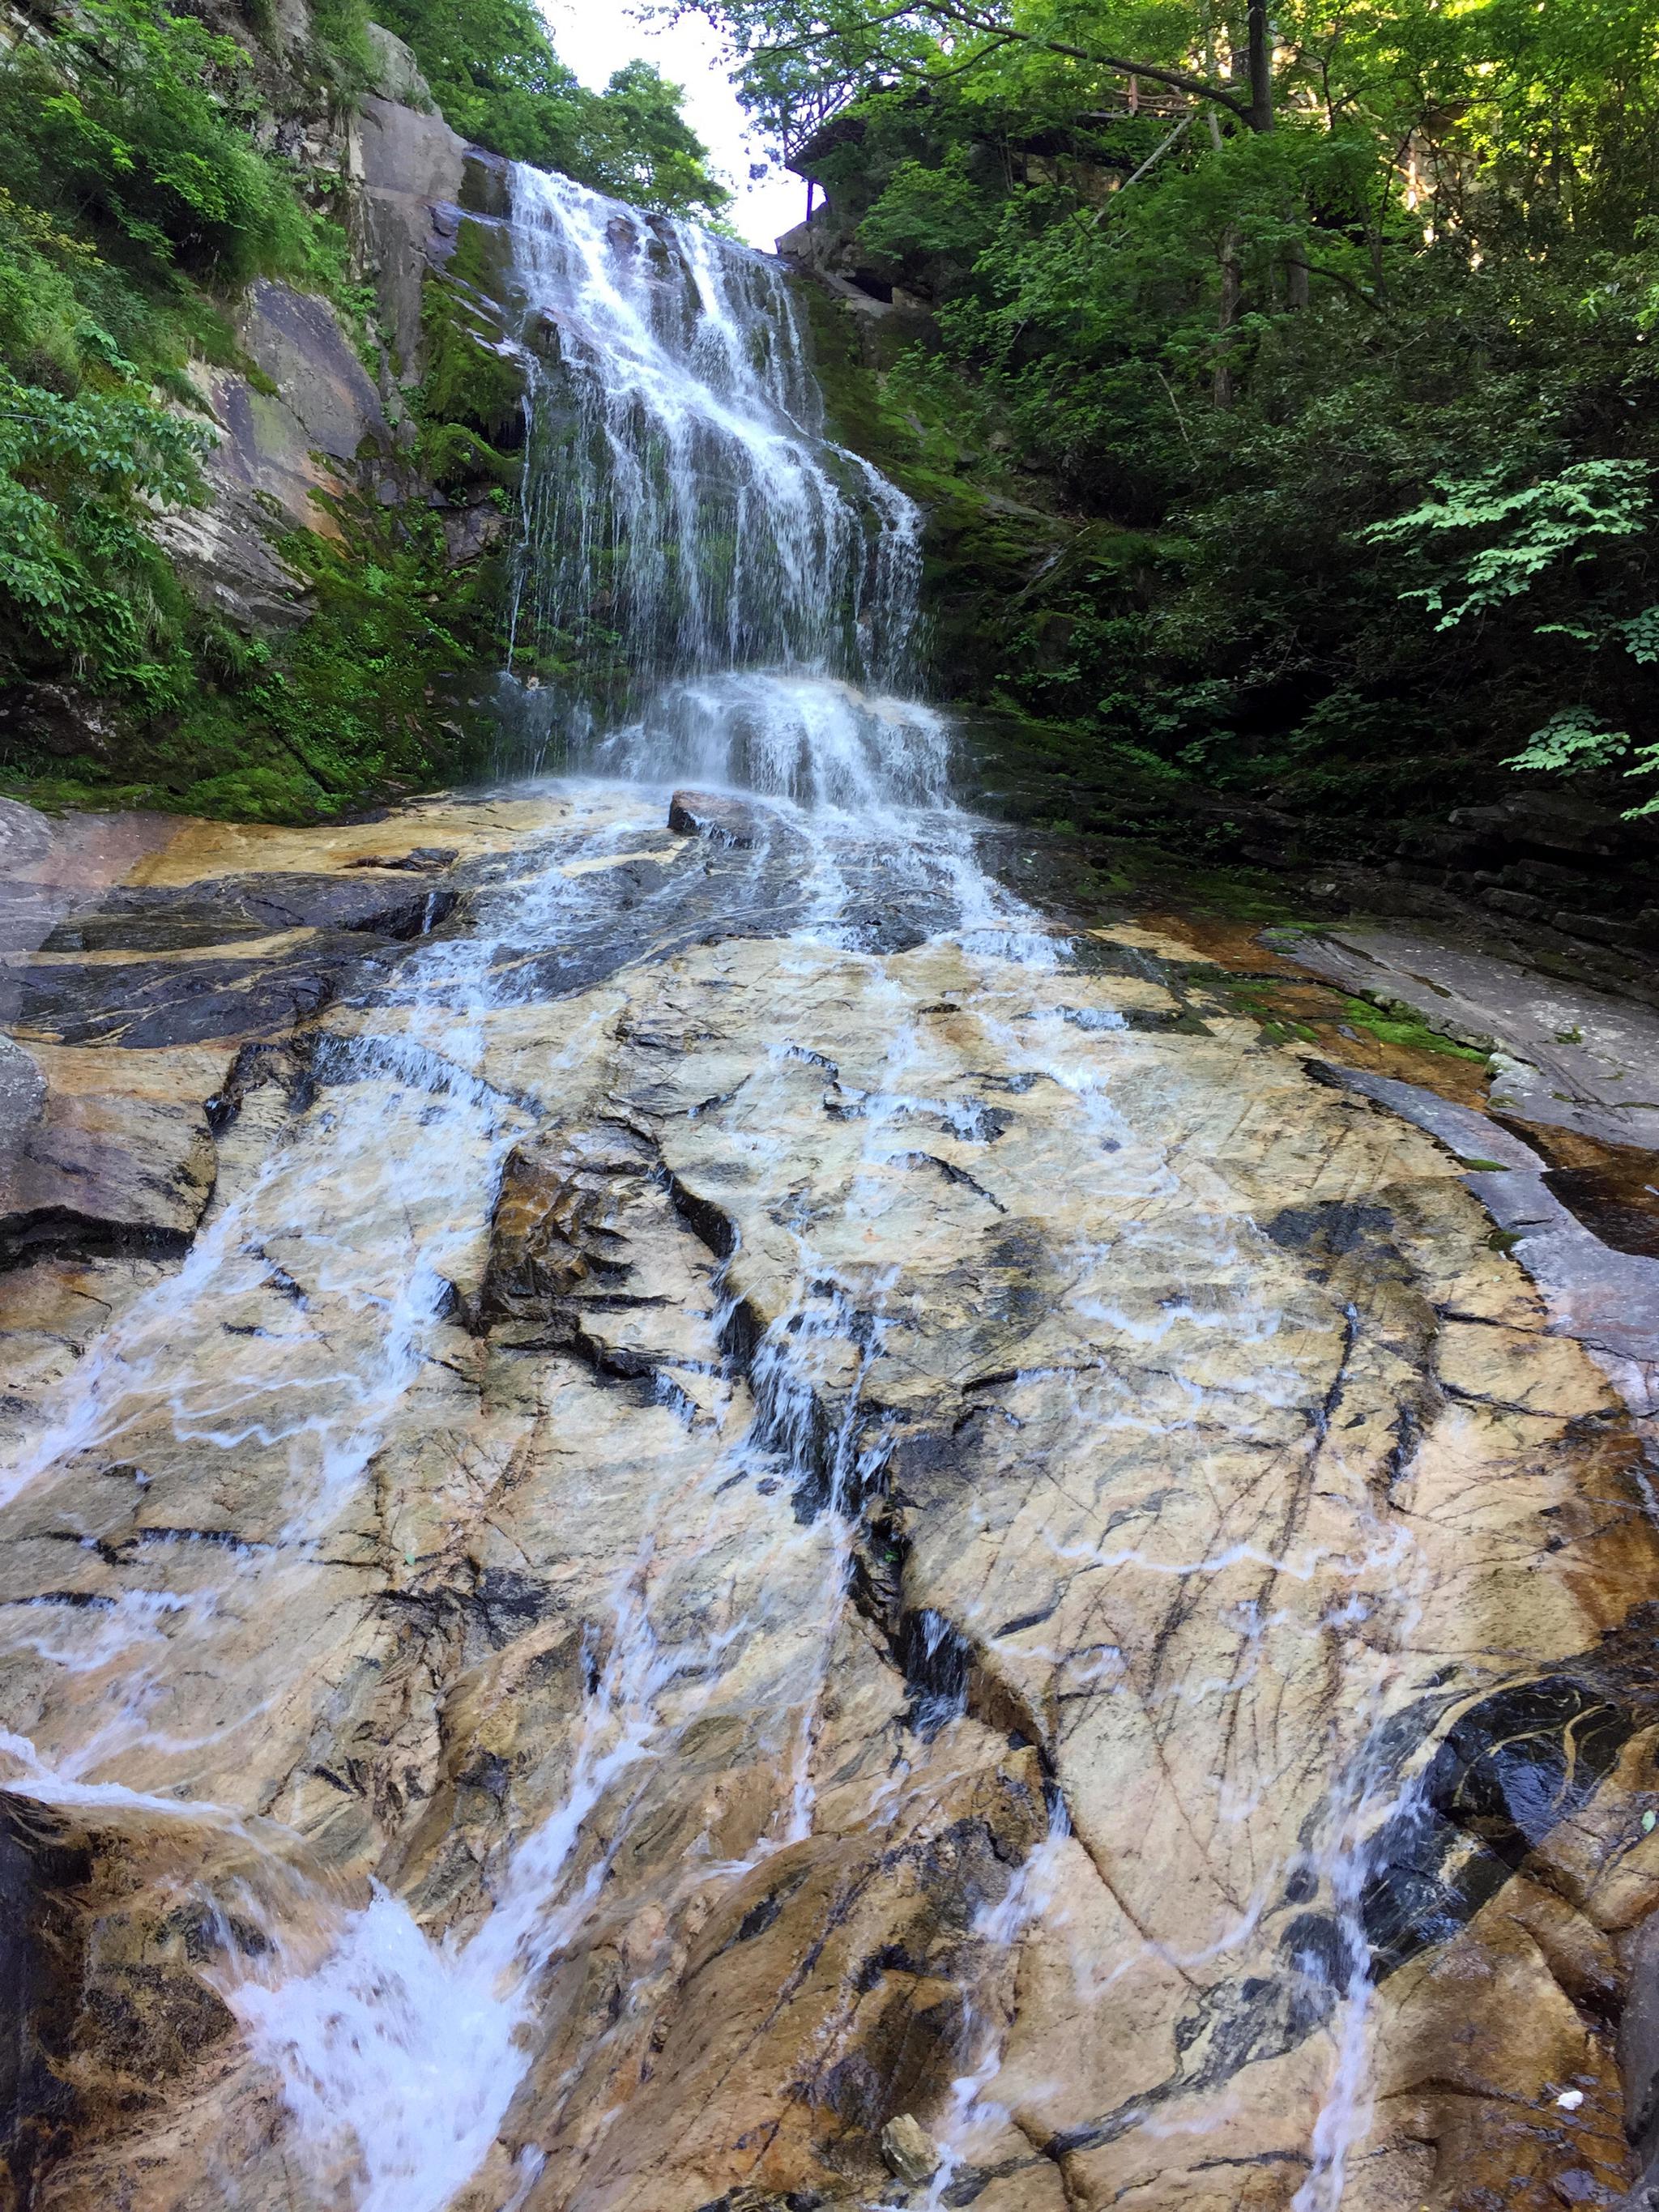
<box><xmin>4</xmin><ymin>165</ymin><xmax>1659</xmax><ymax>2212</ymax></box>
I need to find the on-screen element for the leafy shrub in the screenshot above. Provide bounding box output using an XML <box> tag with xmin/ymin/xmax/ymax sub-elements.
<box><xmin>1363</xmin><ymin>463</ymin><xmax>1655</xmax><ymax>629</ymax></box>
<box><xmin>0</xmin><ymin>0</ymin><xmax>314</xmax><ymax>283</ymax></box>
<box><xmin>0</xmin><ymin>371</ymin><xmax>207</xmax><ymax>697</ymax></box>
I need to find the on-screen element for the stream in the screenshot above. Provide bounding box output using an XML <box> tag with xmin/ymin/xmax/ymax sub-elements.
<box><xmin>2</xmin><ymin>160</ymin><xmax>1657</xmax><ymax>2212</ymax></box>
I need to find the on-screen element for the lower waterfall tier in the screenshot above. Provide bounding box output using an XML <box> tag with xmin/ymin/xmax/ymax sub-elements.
<box><xmin>1</xmin><ymin>768</ymin><xmax>1655</xmax><ymax>2212</ymax></box>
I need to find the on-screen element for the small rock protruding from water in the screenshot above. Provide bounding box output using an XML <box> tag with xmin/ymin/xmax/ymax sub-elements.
<box><xmin>667</xmin><ymin>790</ymin><xmax>761</xmax><ymax>849</ymax></box>
<box><xmin>880</xmin><ymin>2113</ymin><xmax>940</xmax><ymax>2185</ymax></box>
<box><xmin>348</xmin><ymin>846</ymin><xmax>458</xmax><ymax>873</ymax></box>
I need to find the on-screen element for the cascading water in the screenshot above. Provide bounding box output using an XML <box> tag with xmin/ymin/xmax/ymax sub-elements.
<box><xmin>504</xmin><ymin>164</ymin><xmax>924</xmax><ymax>765</ymax></box>
<box><xmin>0</xmin><ymin>154</ymin><xmax>1538</xmax><ymax>2212</ymax></box>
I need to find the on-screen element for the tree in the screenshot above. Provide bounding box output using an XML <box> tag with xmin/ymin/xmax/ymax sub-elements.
<box><xmin>378</xmin><ymin>0</ymin><xmax>732</xmax><ymax>215</ymax></box>
<box><xmin>674</xmin><ymin>0</ymin><xmax>1268</xmax><ymax>159</ymax></box>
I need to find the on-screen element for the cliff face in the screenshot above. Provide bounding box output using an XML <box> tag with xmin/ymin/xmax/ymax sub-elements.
<box><xmin>164</xmin><ymin>74</ymin><xmax>517</xmax><ymax>634</ymax></box>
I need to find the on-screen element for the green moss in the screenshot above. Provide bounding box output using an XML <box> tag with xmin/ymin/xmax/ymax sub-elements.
<box><xmin>1339</xmin><ymin>996</ymin><xmax>1486</xmax><ymax>1060</ymax></box>
<box><xmin>3</xmin><ymin>479</ymin><xmax>510</xmax><ymax>820</ymax></box>
<box><xmin>417</xmin><ymin>224</ymin><xmax>525</xmax><ymax>433</ymax></box>
<box><xmin>177</xmin><ymin>763</ymin><xmax>334</xmax><ymax>821</ymax></box>
<box><xmin>416</xmin><ymin>421</ymin><xmax>520</xmax><ymax>492</ymax></box>
<box><xmin>0</xmin><ymin>771</ymin><xmax>160</xmax><ymax>812</ymax></box>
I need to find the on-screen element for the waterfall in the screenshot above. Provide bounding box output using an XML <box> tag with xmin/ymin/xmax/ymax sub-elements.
<box><xmin>504</xmin><ymin>164</ymin><xmax>925</xmax><ymax>765</ymax></box>
<box><xmin>0</xmin><ymin>153</ymin><xmax>1457</xmax><ymax>2212</ymax></box>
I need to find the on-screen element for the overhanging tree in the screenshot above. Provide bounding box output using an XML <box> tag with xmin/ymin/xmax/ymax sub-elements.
<box><xmin>670</xmin><ymin>0</ymin><xmax>1277</xmax><ymax>158</ymax></box>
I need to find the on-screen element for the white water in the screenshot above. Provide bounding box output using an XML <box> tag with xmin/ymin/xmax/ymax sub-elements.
<box><xmin>0</xmin><ymin>161</ymin><xmax>1406</xmax><ymax>2212</ymax></box>
<box><xmin>505</xmin><ymin>163</ymin><xmax>923</xmax><ymax>758</ymax></box>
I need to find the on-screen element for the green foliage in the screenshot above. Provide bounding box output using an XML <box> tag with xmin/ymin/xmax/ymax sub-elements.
<box><xmin>0</xmin><ymin>0</ymin><xmax>384</xmax><ymax>713</ymax></box>
<box><xmin>377</xmin><ymin>0</ymin><xmax>731</xmax><ymax>215</ymax></box>
<box><xmin>309</xmin><ymin>0</ymin><xmax>377</xmax><ymax>92</ymax></box>
<box><xmin>2</xmin><ymin>488</ymin><xmax>510</xmax><ymax>818</ymax></box>
<box><xmin>0</xmin><ymin>0</ymin><xmax>314</xmax><ymax>283</ymax></box>
<box><xmin>1339</xmin><ymin>998</ymin><xmax>1486</xmax><ymax>1060</ymax></box>
<box><xmin>571</xmin><ymin>58</ymin><xmax>736</xmax><ymax>215</ymax></box>
<box><xmin>1504</xmin><ymin>708</ymin><xmax>1630</xmax><ymax>774</ymax></box>
<box><xmin>0</xmin><ymin>369</ymin><xmax>207</xmax><ymax>694</ymax></box>
<box><xmin>1364</xmin><ymin>462</ymin><xmax>1654</xmax><ymax>629</ymax></box>
<box><xmin>860</xmin><ymin>147</ymin><xmax>1000</xmax><ymax>268</ymax></box>
<box><xmin>163</xmin><ymin>503</ymin><xmax>505</xmax><ymax>816</ymax></box>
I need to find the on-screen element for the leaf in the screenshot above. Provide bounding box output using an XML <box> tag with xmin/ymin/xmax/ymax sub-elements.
<box><xmin>1363</xmin><ymin>462</ymin><xmax>1654</xmax><ymax>628</ymax></box>
<box><xmin>1503</xmin><ymin>706</ymin><xmax>1629</xmax><ymax>774</ymax></box>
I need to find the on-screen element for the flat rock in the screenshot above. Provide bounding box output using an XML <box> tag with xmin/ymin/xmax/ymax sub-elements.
<box><xmin>1277</xmin><ymin>923</ymin><xmax>1659</xmax><ymax>1151</ymax></box>
<box><xmin>2</xmin><ymin>786</ymin><xmax>1657</xmax><ymax>2212</ymax></box>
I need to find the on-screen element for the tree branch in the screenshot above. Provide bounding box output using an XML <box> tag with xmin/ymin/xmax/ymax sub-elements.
<box><xmin>884</xmin><ymin>29</ymin><xmax>1018</xmax><ymax>84</ymax></box>
<box><xmin>1095</xmin><ymin>110</ymin><xmax>1192</xmax><ymax>219</ymax></box>
<box><xmin>1304</xmin><ymin>262</ymin><xmax>1385</xmax><ymax>310</ymax></box>
<box><xmin>927</xmin><ymin>2</ymin><xmax>1253</xmax><ymax>121</ymax></box>
<box><xmin>730</xmin><ymin>1</ymin><xmax>1254</xmax><ymax>126</ymax></box>
<box><xmin>744</xmin><ymin>2</ymin><xmax>936</xmax><ymax>59</ymax></box>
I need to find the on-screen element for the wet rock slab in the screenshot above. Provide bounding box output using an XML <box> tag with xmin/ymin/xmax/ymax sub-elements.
<box><xmin>1</xmin><ymin>787</ymin><xmax>1658</xmax><ymax>2212</ymax></box>
<box><xmin>667</xmin><ymin>788</ymin><xmax>764</xmax><ymax>848</ymax></box>
<box><xmin>1277</xmin><ymin>921</ymin><xmax>1659</xmax><ymax>1152</ymax></box>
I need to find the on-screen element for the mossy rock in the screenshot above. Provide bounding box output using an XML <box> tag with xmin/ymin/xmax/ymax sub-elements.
<box><xmin>175</xmin><ymin>764</ymin><xmax>337</xmax><ymax>823</ymax></box>
<box><xmin>416</xmin><ymin>420</ymin><xmax>520</xmax><ymax>492</ymax></box>
<box><xmin>418</xmin><ymin>219</ymin><xmax>526</xmax><ymax>447</ymax></box>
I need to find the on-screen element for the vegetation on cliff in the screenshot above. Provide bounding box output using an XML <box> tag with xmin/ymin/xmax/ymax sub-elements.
<box><xmin>704</xmin><ymin>0</ymin><xmax>1659</xmax><ymax>842</ymax></box>
<box><xmin>0</xmin><ymin>0</ymin><xmax>339</xmax><ymax>713</ymax></box>
<box><xmin>0</xmin><ymin>0</ymin><xmax>723</xmax><ymax>817</ymax></box>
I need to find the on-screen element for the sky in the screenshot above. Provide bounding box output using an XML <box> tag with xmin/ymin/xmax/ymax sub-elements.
<box><xmin>545</xmin><ymin>1</ymin><xmax>812</xmax><ymax>248</ymax></box>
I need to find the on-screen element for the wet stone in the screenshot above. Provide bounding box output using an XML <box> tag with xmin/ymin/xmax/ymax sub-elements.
<box><xmin>669</xmin><ymin>790</ymin><xmax>765</xmax><ymax>848</ymax></box>
<box><xmin>7</xmin><ymin>937</ymin><xmax>392</xmax><ymax>1048</ymax></box>
<box><xmin>881</xmin><ymin>2112</ymin><xmax>940</xmax><ymax>2184</ymax></box>
<box><xmin>40</xmin><ymin>872</ymin><xmax>457</xmax><ymax>954</ymax></box>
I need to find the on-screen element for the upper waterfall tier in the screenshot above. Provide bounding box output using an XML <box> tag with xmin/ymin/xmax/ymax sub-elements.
<box><xmin>505</xmin><ymin>164</ymin><xmax>923</xmax><ymax>741</ymax></box>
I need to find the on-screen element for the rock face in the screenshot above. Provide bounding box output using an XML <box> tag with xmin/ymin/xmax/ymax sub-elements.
<box><xmin>880</xmin><ymin>2112</ymin><xmax>939</xmax><ymax>2184</ymax></box>
<box><xmin>104</xmin><ymin>29</ymin><xmax>514</xmax><ymax>655</ymax></box>
<box><xmin>1279</xmin><ymin>922</ymin><xmax>1659</xmax><ymax>1152</ymax></box>
<box><xmin>2</xmin><ymin>785</ymin><xmax>1659</xmax><ymax>2212</ymax></box>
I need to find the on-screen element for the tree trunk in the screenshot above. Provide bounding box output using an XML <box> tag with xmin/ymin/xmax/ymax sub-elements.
<box><xmin>1247</xmin><ymin>0</ymin><xmax>1273</xmax><ymax>133</ymax></box>
<box><xmin>1215</xmin><ymin>224</ymin><xmax>1243</xmax><ymax>407</ymax></box>
<box><xmin>1286</xmin><ymin>242</ymin><xmax>1310</xmax><ymax>308</ymax></box>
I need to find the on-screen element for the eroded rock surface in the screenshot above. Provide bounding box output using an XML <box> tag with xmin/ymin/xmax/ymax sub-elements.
<box><xmin>2</xmin><ymin>786</ymin><xmax>1657</xmax><ymax>2212</ymax></box>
